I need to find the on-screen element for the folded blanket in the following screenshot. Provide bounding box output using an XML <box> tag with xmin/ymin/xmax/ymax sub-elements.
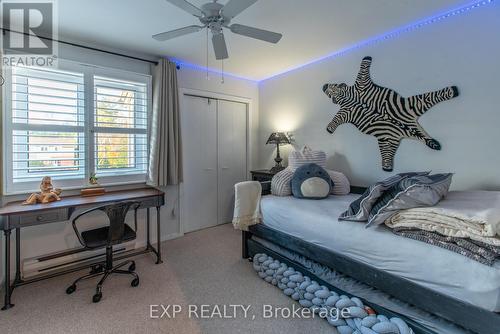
<box><xmin>386</xmin><ymin>191</ymin><xmax>500</xmax><ymax>246</ymax></box>
<box><xmin>393</xmin><ymin>228</ymin><xmax>500</xmax><ymax>266</ymax></box>
<box><xmin>232</xmin><ymin>181</ymin><xmax>262</xmax><ymax>231</ymax></box>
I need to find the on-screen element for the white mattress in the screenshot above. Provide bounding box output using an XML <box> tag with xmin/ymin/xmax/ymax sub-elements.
<box><xmin>261</xmin><ymin>194</ymin><xmax>500</xmax><ymax>312</ymax></box>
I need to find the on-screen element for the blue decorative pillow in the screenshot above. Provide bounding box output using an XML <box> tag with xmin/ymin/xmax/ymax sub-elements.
<box><xmin>367</xmin><ymin>173</ymin><xmax>453</xmax><ymax>227</ymax></box>
<box><xmin>291</xmin><ymin>163</ymin><xmax>332</xmax><ymax>199</ymax></box>
<box><xmin>339</xmin><ymin>171</ymin><xmax>430</xmax><ymax>222</ymax></box>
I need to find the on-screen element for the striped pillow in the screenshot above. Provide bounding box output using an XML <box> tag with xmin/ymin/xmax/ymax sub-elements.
<box><xmin>288</xmin><ymin>146</ymin><xmax>327</xmax><ymax>170</ymax></box>
<box><xmin>327</xmin><ymin>170</ymin><xmax>350</xmax><ymax>195</ymax></box>
<box><xmin>367</xmin><ymin>173</ymin><xmax>453</xmax><ymax>227</ymax></box>
<box><xmin>339</xmin><ymin>171</ymin><xmax>430</xmax><ymax>222</ymax></box>
<box><xmin>272</xmin><ymin>168</ymin><xmax>350</xmax><ymax>197</ymax></box>
<box><xmin>271</xmin><ymin>168</ymin><xmax>294</xmax><ymax>196</ymax></box>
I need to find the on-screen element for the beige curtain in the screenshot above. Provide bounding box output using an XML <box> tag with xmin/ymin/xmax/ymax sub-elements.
<box><xmin>0</xmin><ymin>55</ymin><xmax>3</xmax><ymax>201</ymax></box>
<box><xmin>148</xmin><ymin>59</ymin><xmax>182</xmax><ymax>186</ymax></box>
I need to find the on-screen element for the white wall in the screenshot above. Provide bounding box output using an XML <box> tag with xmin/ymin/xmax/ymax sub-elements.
<box><xmin>258</xmin><ymin>4</ymin><xmax>500</xmax><ymax>191</ymax></box>
<box><xmin>0</xmin><ymin>42</ymin><xmax>259</xmax><ymax>286</ymax></box>
<box><xmin>57</xmin><ymin>42</ymin><xmax>154</xmax><ymax>75</ymax></box>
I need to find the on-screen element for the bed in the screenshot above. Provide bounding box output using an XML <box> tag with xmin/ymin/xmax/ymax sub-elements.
<box><xmin>242</xmin><ymin>190</ymin><xmax>500</xmax><ymax>334</ymax></box>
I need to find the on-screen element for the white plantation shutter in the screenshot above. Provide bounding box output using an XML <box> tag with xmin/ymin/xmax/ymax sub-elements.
<box><xmin>10</xmin><ymin>66</ymin><xmax>86</xmax><ymax>184</ymax></box>
<box><xmin>93</xmin><ymin>76</ymin><xmax>148</xmax><ymax>176</ymax></box>
<box><xmin>3</xmin><ymin>61</ymin><xmax>151</xmax><ymax>194</ymax></box>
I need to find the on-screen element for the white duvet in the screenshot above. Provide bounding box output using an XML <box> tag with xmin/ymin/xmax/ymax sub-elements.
<box><xmin>386</xmin><ymin>191</ymin><xmax>500</xmax><ymax>246</ymax></box>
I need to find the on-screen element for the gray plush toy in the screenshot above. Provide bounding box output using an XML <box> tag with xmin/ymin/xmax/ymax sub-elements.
<box><xmin>291</xmin><ymin>163</ymin><xmax>333</xmax><ymax>199</ymax></box>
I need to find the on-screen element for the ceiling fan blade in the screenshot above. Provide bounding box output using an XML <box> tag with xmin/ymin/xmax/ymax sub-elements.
<box><xmin>229</xmin><ymin>24</ymin><xmax>282</xmax><ymax>43</ymax></box>
<box><xmin>212</xmin><ymin>33</ymin><xmax>229</xmax><ymax>60</ymax></box>
<box><xmin>153</xmin><ymin>25</ymin><xmax>203</xmax><ymax>41</ymax></box>
<box><xmin>165</xmin><ymin>0</ymin><xmax>204</xmax><ymax>17</ymax></box>
<box><xmin>222</xmin><ymin>0</ymin><xmax>258</xmax><ymax>19</ymax></box>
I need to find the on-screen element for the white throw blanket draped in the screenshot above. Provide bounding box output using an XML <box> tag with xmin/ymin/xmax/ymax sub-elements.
<box><xmin>386</xmin><ymin>191</ymin><xmax>500</xmax><ymax>246</ymax></box>
<box><xmin>232</xmin><ymin>181</ymin><xmax>262</xmax><ymax>231</ymax></box>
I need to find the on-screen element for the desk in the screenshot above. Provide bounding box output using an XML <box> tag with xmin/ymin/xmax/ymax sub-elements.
<box><xmin>0</xmin><ymin>187</ymin><xmax>165</xmax><ymax>310</ymax></box>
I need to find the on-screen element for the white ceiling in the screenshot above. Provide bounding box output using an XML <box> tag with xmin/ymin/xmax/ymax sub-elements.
<box><xmin>54</xmin><ymin>0</ymin><xmax>471</xmax><ymax>81</ymax></box>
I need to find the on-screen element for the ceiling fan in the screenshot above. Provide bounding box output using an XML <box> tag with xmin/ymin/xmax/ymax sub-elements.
<box><xmin>153</xmin><ymin>0</ymin><xmax>283</xmax><ymax>60</ymax></box>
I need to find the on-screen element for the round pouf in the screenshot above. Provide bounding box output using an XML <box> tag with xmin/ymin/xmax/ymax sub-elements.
<box><xmin>253</xmin><ymin>253</ymin><xmax>414</xmax><ymax>334</ymax></box>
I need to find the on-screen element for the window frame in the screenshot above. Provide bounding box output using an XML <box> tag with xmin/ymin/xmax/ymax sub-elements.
<box><xmin>2</xmin><ymin>59</ymin><xmax>152</xmax><ymax>195</ymax></box>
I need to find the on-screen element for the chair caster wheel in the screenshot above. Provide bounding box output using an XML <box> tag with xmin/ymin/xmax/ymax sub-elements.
<box><xmin>131</xmin><ymin>278</ymin><xmax>139</xmax><ymax>287</ymax></box>
<box><xmin>66</xmin><ymin>285</ymin><xmax>76</xmax><ymax>294</ymax></box>
<box><xmin>128</xmin><ymin>262</ymin><xmax>136</xmax><ymax>272</ymax></box>
<box><xmin>92</xmin><ymin>292</ymin><xmax>102</xmax><ymax>303</ymax></box>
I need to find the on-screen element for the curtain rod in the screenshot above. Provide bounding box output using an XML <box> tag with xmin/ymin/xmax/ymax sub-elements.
<box><xmin>1</xmin><ymin>28</ymin><xmax>160</xmax><ymax>66</ymax></box>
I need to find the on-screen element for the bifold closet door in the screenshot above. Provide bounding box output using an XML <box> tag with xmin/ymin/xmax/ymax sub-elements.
<box><xmin>217</xmin><ymin>100</ymin><xmax>247</xmax><ymax>224</ymax></box>
<box><xmin>182</xmin><ymin>96</ymin><xmax>218</xmax><ymax>233</ymax></box>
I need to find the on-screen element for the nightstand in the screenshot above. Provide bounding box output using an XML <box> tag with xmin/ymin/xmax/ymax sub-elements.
<box><xmin>250</xmin><ymin>169</ymin><xmax>277</xmax><ymax>195</ymax></box>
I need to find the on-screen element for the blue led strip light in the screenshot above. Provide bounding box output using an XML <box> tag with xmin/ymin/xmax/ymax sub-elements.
<box><xmin>171</xmin><ymin>57</ymin><xmax>259</xmax><ymax>83</ymax></box>
<box><xmin>172</xmin><ymin>0</ymin><xmax>495</xmax><ymax>83</ymax></box>
<box><xmin>259</xmin><ymin>0</ymin><xmax>495</xmax><ymax>82</ymax></box>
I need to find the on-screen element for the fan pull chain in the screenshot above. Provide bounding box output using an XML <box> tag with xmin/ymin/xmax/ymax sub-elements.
<box><xmin>221</xmin><ymin>59</ymin><xmax>225</xmax><ymax>84</ymax></box>
<box><xmin>206</xmin><ymin>28</ymin><xmax>209</xmax><ymax>80</ymax></box>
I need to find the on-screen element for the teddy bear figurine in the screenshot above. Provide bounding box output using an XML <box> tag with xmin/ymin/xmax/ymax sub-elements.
<box><xmin>23</xmin><ymin>176</ymin><xmax>63</xmax><ymax>205</ymax></box>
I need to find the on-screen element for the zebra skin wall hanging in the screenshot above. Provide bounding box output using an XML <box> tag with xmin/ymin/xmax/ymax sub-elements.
<box><xmin>322</xmin><ymin>56</ymin><xmax>459</xmax><ymax>171</ymax></box>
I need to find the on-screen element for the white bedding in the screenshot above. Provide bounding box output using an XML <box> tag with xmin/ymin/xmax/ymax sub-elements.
<box><xmin>386</xmin><ymin>191</ymin><xmax>500</xmax><ymax>246</ymax></box>
<box><xmin>260</xmin><ymin>194</ymin><xmax>500</xmax><ymax>312</ymax></box>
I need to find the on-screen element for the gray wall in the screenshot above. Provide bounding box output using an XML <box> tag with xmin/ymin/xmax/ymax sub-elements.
<box><xmin>258</xmin><ymin>4</ymin><xmax>500</xmax><ymax>191</ymax></box>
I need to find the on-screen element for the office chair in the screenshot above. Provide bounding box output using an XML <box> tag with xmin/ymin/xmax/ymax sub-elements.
<box><xmin>66</xmin><ymin>201</ymin><xmax>140</xmax><ymax>303</ymax></box>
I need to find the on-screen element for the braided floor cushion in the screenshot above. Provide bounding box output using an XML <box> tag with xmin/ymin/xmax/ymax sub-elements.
<box><xmin>253</xmin><ymin>253</ymin><xmax>414</xmax><ymax>334</ymax></box>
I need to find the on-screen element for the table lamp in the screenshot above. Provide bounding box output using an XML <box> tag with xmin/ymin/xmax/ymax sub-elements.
<box><xmin>266</xmin><ymin>132</ymin><xmax>291</xmax><ymax>173</ymax></box>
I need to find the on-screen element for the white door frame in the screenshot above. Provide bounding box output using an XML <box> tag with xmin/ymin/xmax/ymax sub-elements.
<box><xmin>179</xmin><ymin>88</ymin><xmax>253</xmax><ymax>234</ymax></box>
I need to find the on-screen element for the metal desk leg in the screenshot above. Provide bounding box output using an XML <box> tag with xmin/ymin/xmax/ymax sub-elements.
<box><xmin>146</xmin><ymin>208</ymin><xmax>151</xmax><ymax>249</ymax></box>
<box><xmin>15</xmin><ymin>228</ymin><xmax>21</xmax><ymax>284</ymax></box>
<box><xmin>2</xmin><ymin>229</ymin><xmax>14</xmax><ymax>310</ymax></box>
<box><xmin>155</xmin><ymin>206</ymin><xmax>163</xmax><ymax>264</ymax></box>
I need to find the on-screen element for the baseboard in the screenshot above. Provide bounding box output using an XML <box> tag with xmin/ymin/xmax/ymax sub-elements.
<box><xmin>0</xmin><ymin>231</ymin><xmax>184</xmax><ymax>295</ymax></box>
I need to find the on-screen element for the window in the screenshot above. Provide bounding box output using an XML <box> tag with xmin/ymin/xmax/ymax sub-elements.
<box><xmin>93</xmin><ymin>77</ymin><xmax>148</xmax><ymax>176</ymax></box>
<box><xmin>2</xmin><ymin>60</ymin><xmax>151</xmax><ymax>194</ymax></box>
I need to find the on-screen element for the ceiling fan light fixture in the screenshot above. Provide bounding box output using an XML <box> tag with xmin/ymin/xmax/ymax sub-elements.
<box><xmin>153</xmin><ymin>0</ymin><xmax>283</xmax><ymax>60</ymax></box>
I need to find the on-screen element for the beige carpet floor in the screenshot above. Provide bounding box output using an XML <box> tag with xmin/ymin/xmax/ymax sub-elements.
<box><xmin>0</xmin><ymin>224</ymin><xmax>333</xmax><ymax>334</ymax></box>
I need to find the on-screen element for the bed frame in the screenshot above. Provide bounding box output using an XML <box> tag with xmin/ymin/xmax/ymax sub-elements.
<box><xmin>242</xmin><ymin>187</ymin><xmax>500</xmax><ymax>334</ymax></box>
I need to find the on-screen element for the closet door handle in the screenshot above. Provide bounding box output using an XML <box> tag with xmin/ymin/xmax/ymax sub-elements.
<box><xmin>221</xmin><ymin>167</ymin><xmax>229</xmax><ymax>170</ymax></box>
<box><xmin>203</xmin><ymin>168</ymin><xmax>214</xmax><ymax>171</ymax></box>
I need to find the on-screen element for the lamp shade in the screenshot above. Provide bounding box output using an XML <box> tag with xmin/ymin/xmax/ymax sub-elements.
<box><xmin>266</xmin><ymin>132</ymin><xmax>291</xmax><ymax>145</ymax></box>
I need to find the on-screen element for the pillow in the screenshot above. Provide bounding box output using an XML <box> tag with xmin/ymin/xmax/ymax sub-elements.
<box><xmin>327</xmin><ymin>170</ymin><xmax>350</xmax><ymax>195</ymax></box>
<box><xmin>291</xmin><ymin>163</ymin><xmax>332</xmax><ymax>199</ymax></box>
<box><xmin>339</xmin><ymin>171</ymin><xmax>430</xmax><ymax>222</ymax></box>
<box><xmin>272</xmin><ymin>168</ymin><xmax>350</xmax><ymax>197</ymax></box>
<box><xmin>288</xmin><ymin>146</ymin><xmax>327</xmax><ymax>170</ymax></box>
<box><xmin>367</xmin><ymin>173</ymin><xmax>453</xmax><ymax>227</ymax></box>
<box><xmin>271</xmin><ymin>146</ymin><xmax>327</xmax><ymax>197</ymax></box>
<box><xmin>271</xmin><ymin>168</ymin><xmax>294</xmax><ymax>196</ymax></box>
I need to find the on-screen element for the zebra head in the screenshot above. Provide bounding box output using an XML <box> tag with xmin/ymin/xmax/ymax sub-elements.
<box><xmin>322</xmin><ymin>83</ymin><xmax>348</xmax><ymax>104</ymax></box>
